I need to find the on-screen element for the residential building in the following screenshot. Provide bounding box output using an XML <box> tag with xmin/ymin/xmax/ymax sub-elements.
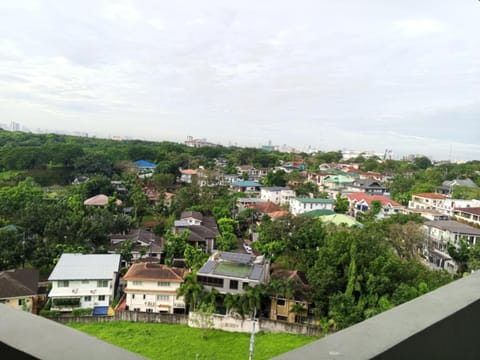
<box><xmin>179</xmin><ymin>169</ymin><xmax>197</xmax><ymax>184</ymax></box>
<box><xmin>109</xmin><ymin>229</ymin><xmax>163</xmax><ymax>266</ymax></box>
<box><xmin>453</xmin><ymin>207</ymin><xmax>480</xmax><ymax>227</ymax></box>
<box><xmin>83</xmin><ymin>194</ymin><xmax>122</xmax><ymax>207</ymax></box>
<box><xmin>436</xmin><ymin>178</ymin><xmax>478</xmax><ymax>196</ymax></box>
<box><xmin>408</xmin><ymin>193</ymin><xmax>446</xmax><ymax>212</ymax></box>
<box><xmin>289</xmin><ymin>198</ymin><xmax>335</xmax><ymax>216</ymax></box>
<box><xmin>260</xmin><ymin>187</ymin><xmax>296</xmax><ymax>205</ymax></box>
<box><xmin>197</xmin><ymin>252</ymin><xmax>269</xmax><ymax>295</ymax></box>
<box><xmin>134</xmin><ymin>160</ymin><xmax>156</xmax><ymax>178</ymax></box>
<box><xmin>236</xmin><ymin>165</ymin><xmax>268</xmax><ymax>181</ymax></box>
<box><xmin>346</xmin><ymin>193</ymin><xmax>403</xmax><ymax>218</ymax></box>
<box><xmin>48</xmin><ymin>254</ymin><xmax>121</xmax><ymax>312</ymax></box>
<box><xmin>344</xmin><ymin>178</ymin><xmax>389</xmax><ymax>195</ymax></box>
<box><xmin>172</xmin><ymin>211</ymin><xmax>219</xmax><ymax>252</ymax></box>
<box><xmin>0</xmin><ymin>269</ymin><xmax>40</xmax><ymax>313</ymax></box>
<box><xmin>123</xmin><ymin>263</ymin><xmax>186</xmax><ymax>314</ymax></box>
<box><xmin>269</xmin><ymin>267</ymin><xmax>312</xmax><ymax>324</ymax></box>
<box><xmin>231</xmin><ymin>180</ymin><xmax>263</xmax><ymax>193</ymax></box>
<box><xmin>423</xmin><ymin>220</ymin><xmax>480</xmax><ymax>273</ymax></box>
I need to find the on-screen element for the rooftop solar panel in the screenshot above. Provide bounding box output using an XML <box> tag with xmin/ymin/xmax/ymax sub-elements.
<box><xmin>198</xmin><ymin>261</ymin><xmax>216</xmax><ymax>274</ymax></box>
<box><xmin>219</xmin><ymin>252</ymin><xmax>254</xmax><ymax>264</ymax></box>
<box><xmin>250</xmin><ymin>265</ymin><xmax>264</xmax><ymax>281</ymax></box>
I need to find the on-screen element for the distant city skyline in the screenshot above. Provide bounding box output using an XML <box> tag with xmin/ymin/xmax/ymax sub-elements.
<box><xmin>1</xmin><ymin>1</ymin><xmax>479</xmax><ymax>161</ymax></box>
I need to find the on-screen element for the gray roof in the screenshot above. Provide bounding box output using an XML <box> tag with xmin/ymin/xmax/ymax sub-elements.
<box><xmin>262</xmin><ymin>187</ymin><xmax>290</xmax><ymax>192</ymax></box>
<box><xmin>48</xmin><ymin>254</ymin><xmax>121</xmax><ymax>281</ymax></box>
<box><xmin>442</xmin><ymin>179</ymin><xmax>478</xmax><ymax>188</ymax></box>
<box><xmin>424</xmin><ymin>220</ymin><xmax>480</xmax><ymax>236</ymax></box>
<box><xmin>219</xmin><ymin>252</ymin><xmax>255</xmax><ymax>264</ymax></box>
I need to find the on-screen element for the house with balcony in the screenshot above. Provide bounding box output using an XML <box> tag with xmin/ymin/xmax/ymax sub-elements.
<box><xmin>423</xmin><ymin>220</ymin><xmax>480</xmax><ymax>273</ymax></box>
<box><xmin>197</xmin><ymin>252</ymin><xmax>269</xmax><ymax>295</ymax></box>
<box><xmin>344</xmin><ymin>178</ymin><xmax>389</xmax><ymax>195</ymax></box>
<box><xmin>436</xmin><ymin>178</ymin><xmax>478</xmax><ymax>196</ymax></box>
<box><xmin>231</xmin><ymin>180</ymin><xmax>263</xmax><ymax>193</ymax></box>
<box><xmin>172</xmin><ymin>211</ymin><xmax>219</xmax><ymax>253</ymax></box>
<box><xmin>179</xmin><ymin>169</ymin><xmax>197</xmax><ymax>184</ymax></box>
<box><xmin>47</xmin><ymin>253</ymin><xmax>121</xmax><ymax>312</ymax></box>
<box><xmin>0</xmin><ymin>269</ymin><xmax>40</xmax><ymax>313</ymax></box>
<box><xmin>260</xmin><ymin>187</ymin><xmax>296</xmax><ymax>206</ymax></box>
<box><xmin>346</xmin><ymin>193</ymin><xmax>403</xmax><ymax>219</ymax></box>
<box><xmin>123</xmin><ymin>263</ymin><xmax>187</xmax><ymax>314</ymax></box>
<box><xmin>109</xmin><ymin>229</ymin><xmax>163</xmax><ymax>266</ymax></box>
<box><xmin>289</xmin><ymin>198</ymin><xmax>335</xmax><ymax>216</ymax></box>
<box><xmin>408</xmin><ymin>193</ymin><xmax>446</xmax><ymax>212</ymax></box>
<box><xmin>453</xmin><ymin>207</ymin><xmax>480</xmax><ymax>227</ymax></box>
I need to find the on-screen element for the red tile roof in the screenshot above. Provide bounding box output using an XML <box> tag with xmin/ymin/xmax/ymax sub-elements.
<box><xmin>181</xmin><ymin>169</ymin><xmax>197</xmax><ymax>175</ymax></box>
<box><xmin>347</xmin><ymin>193</ymin><xmax>402</xmax><ymax>207</ymax></box>
<box><xmin>413</xmin><ymin>193</ymin><xmax>446</xmax><ymax>200</ymax></box>
<box><xmin>455</xmin><ymin>207</ymin><xmax>480</xmax><ymax>216</ymax></box>
<box><xmin>123</xmin><ymin>263</ymin><xmax>186</xmax><ymax>282</ymax></box>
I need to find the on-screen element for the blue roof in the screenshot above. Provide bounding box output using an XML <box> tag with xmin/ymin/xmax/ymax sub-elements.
<box><xmin>134</xmin><ymin>160</ymin><xmax>157</xmax><ymax>168</ymax></box>
<box><xmin>232</xmin><ymin>181</ymin><xmax>262</xmax><ymax>187</ymax></box>
<box><xmin>92</xmin><ymin>306</ymin><xmax>109</xmax><ymax>316</ymax></box>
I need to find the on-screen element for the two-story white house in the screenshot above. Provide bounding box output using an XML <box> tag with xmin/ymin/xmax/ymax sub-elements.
<box><xmin>123</xmin><ymin>263</ymin><xmax>187</xmax><ymax>314</ymax></box>
<box><xmin>423</xmin><ymin>220</ymin><xmax>480</xmax><ymax>273</ymax></box>
<box><xmin>289</xmin><ymin>198</ymin><xmax>335</xmax><ymax>216</ymax></box>
<box><xmin>260</xmin><ymin>187</ymin><xmax>296</xmax><ymax>206</ymax></box>
<box><xmin>48</xmin><ymin>254</ymin><xmax>121</xmax><ymax>312</ymax></box>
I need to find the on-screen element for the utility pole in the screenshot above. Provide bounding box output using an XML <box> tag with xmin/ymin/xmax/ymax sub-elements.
<box><xmin>249</xmin><ymin>307</ymin><xmax>257</xmax><ymax>360</ymax></box>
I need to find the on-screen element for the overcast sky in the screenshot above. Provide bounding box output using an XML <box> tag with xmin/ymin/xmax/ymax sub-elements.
<box><xmin>1</xmin><ymin>0</ymin><xmax>480</xmax><ymax>160</ymax></box>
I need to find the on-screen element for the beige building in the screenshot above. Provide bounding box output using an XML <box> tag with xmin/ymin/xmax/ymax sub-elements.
<box><xmin>0</xmin><ymin>269</ymin><xmax>40</xmax><ymax>313</ymax></box>
<box><xmin>123</xmin><ymin>263</ymin><xmax>187</xmax><ymax>314</ymax></box>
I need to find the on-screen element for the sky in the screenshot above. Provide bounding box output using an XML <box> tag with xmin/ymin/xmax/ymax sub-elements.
<box><xmin>1</xmin><ymin>0</ymin><xmax>480</xmax><ymax>161</ymax></box>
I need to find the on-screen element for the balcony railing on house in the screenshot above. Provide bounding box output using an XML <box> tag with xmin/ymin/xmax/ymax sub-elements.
<box><xmin>272</xmin><ymin>271</ymin><xmax>480</xmax><ymax>360</ymax></box>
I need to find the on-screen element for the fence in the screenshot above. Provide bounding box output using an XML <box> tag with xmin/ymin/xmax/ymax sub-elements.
<box><xmin>50</xmin><ymin>311</ymin><xmax>321</xmax><ymax>336</ymax></box>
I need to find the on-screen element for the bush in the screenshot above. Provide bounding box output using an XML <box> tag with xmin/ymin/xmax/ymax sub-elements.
<box><xmin>40</xmin><ymin>309</ymin><xmax>60</xmax><ymax>317</ymax></box>
<box><xmin>72</xmin><ymin>308</ymin><xmax>93</xmax><ymax>316</ymax></box>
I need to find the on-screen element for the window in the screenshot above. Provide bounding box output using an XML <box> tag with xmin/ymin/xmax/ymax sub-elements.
<box><xmin>242</xmin><ymin>282</ymin><xmax>249</xmax><ymax>290</ymax></box>
<box><xmin>143</xmin><ymin>294</ymin><xmax>146</xmax><ymax>300</ymax></box>
<box><xmin>18</xmin><ymin>299</ymin><xmax>25</xmax><ymax>306</ymax></box>
<box><xmin>84</xmin><ymin>296</ymin><xmax>91</xmax><ymax>302</ymax></box>
<box><xmin>133</xmin><ymin>280</ymin><xmax>142</xmax><ymax>286</ymax></box>
<box><xmin>81</xmin><ymin>280</ymin><xmax>89</xmax><ymax>284</ymax></box>
<box><xmin>132</xmin><ymin>294</ymin><xmax>135</xmax><ymax>299</ymax></box>
<box><xmin>197</xmin><ymin>276</ymin><xmax>224</xmax><ymax>288</ymax></box>
<box><xmin>157</xmin><ymin>295</ymin><xmax>169</xmax><ymax>301</ymax></box>
<box><xmin>98</xmin><ymin>295</ymin><xmax>106</xmax><ymax>301</ymax></box>
<box><xmin>97</xmin><ymin>280</ymin><xmax>108</xmax><ymax>287</ymax></box>
<box><xmin>229</xmin><ymin>280</ymin><xmax>238</xmax><ymax>290</ymax></box>
<box><xmin>157</xmin><ymin>281</ymin><xmax>170</xmax><ymax>287</ymax></box>
<box><xmin>277</xmin><ymin>299</ymin><xmax>286</xmax><ymax>306</ymax></box>
<box><xmin>58</xmin><ymin>280</ymin><xmax>69</xmax><ymax>287</ymax></box>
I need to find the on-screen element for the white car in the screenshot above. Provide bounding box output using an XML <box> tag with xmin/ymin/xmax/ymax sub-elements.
<box><xmin>243</xmin><ymin>243</ymin><xmax>253</xmax><ymax>254</ymax></box>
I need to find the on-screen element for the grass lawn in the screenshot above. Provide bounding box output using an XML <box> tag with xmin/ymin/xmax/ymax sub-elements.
<box><xmin>68</xmin><ymin>321</ymin><xmax>318</xmax><ymax>360</ymax></box>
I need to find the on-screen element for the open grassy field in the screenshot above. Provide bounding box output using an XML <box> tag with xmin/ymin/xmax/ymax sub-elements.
<box><xmin>68</xmin><ymin>321</ymin><xmax>318</xmax><ymax>360</ymax></box>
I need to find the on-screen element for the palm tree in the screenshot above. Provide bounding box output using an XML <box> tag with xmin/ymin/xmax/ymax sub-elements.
<box><xmin>177</xmin><ymin>272</ymin><xmax>203</xmax><ymax>312</ymax></box>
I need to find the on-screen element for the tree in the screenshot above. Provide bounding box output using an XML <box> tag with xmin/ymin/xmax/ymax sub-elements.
<box><xmin>263</xmin><ymin>170</ymin><xmax>287</xmax><ymax>187</ymax></box>
<box><xmin>163</xmin><ymin>230</ymin><xmax>189</xmax><ymax>265</ymax></box>
<box><xmin>334</xmin><ymin>193</ymin><xmax>349</xmax><ymax>214</ymax></box>
<box><xmin>177</xmin><ymin>272</ymin><xmax>204</xmax><ymax>312</ymax></box>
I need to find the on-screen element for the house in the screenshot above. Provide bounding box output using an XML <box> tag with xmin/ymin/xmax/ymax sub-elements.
<box><xmin>346</xmin><ymin>193</ymin><xmax>403</xmax><ymax>219</ymax></box>
<box><xmin>0</xmin><ymin>269</ymin><xmax>40</xmax><ymax>313</ymax></box>
<box><xmin>402</xmin><ymin>208</ymin><xmax>449</xmax><ymax>221</ymax></box>
<box><xmin>436</xmin><ymin>178</ymin><xmax>478</xmax><ymax>196</ymax></box>
<box><xmin>289</xmin><ymin>198</ymin><xmax>335</xmax><ymax>216</ymax></box>
<box><xmin>408</xmin><ymin>193</ymin><xmax>446</xmax><ymax>212</ymax></box>
<box><xmin>344</xmin><ymin>178</ymin><xmax>389</xmax><ymax>195</ymax></box>
<box><xmin>48</xmin><ymin>254</ymin><xmax>121</xmax><ymax>312</ymax></box>
<box><xmin>269</xmin><ymin>267</ymin><xmax>313</xmax><ymax>324</ymax></box>
<box><xmin>197</xmin><ymin>252</ymin><xmax>269</xmax><ymax>295</ymax></box>
<box><xmin>236</xmin><ymin>166</ymin><xmax>268</xmax><ymax>181</ymax></box>
<box><xmin>453</xmin><ymin>207</ymin><xmax>480</xmax><ymax>227</ymax></box>
<box><xmin>260</xmin><ymin>187</ymin><xmax>296</xmax><ymax>206</ymax></box>
<box><xmin>179</xmin><ymin>169</ymin><xmax>197</xmax><ymax>184</ymax></box>
<box><xmin>236</xmin><ymin>198</ymin><xmax>268</xmax><ymax>212</ymax></box>
<box><xmin>123</xmin><ymin>263</ymin><xmax>187</xmax><ymax>314</ymax></box>
<box><xmin>109</xmin><ymin>229</ymin><xmax>163</xmax><ymax>266</ymax></box>
<box><xmin>172</xmin><ymin>211</ymin><xmax>219</xmax><ymax>252</ymax></box>
<box><xmin>83</xmin><ymin>194</ymin><xmax>122</xmax><ymax>207</ymax></box>
<box><xmin>423</xmin><ymin>220</ymin><xmax>480</xmax><ymax>273</ymax></box>
<box><xmin>134</xmin><ymin>160</ymin><xmax>156</xmax><ymax>172</ymax></box>
<box><xmin>143</xmin><ymin>187</ymin><xmax>175</xmax><ymax>208</ymax></box>
<box><xmin>231</xmin><ymin>180</ymin><xmax>263</xmax><ymax>193</ymax></box>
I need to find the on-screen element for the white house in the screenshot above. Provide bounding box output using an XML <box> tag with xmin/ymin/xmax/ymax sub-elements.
<box><xmin>123</xmin><ymin>263</ymin><xmax>186</xmax><ymax>314</ymax></box>
<box><xmin>48</xmin><ymin>254</ymin><xmax>121</xmax><ymax>312</ymax></box>
<box><xmin>289</xmin><ymin>198</ymin><xmax>335</xmax><ymax>216</ymax></box>
<box><xmin>423</xmin><ymin>220</ymin><xmax>480</xmax><ymax>273</ymax></box>
<box><xmin>260</xmin><ymin>187</ymin><xmax>296</xmax><ymax>206</ymax></box>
